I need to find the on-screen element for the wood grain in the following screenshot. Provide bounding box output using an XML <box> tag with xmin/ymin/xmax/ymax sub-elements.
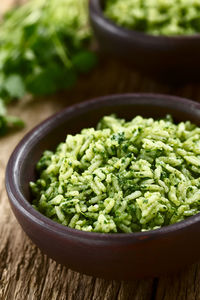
<box><xmin>1</xmin><ymin>1</ymin><xmax>200</xmax><ymax>299</ymax></box>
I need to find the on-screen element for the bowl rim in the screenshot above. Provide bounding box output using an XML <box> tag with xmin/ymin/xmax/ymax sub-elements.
<box><xmin>89</xmin><ymin>0</ymin><xmax>200</xmax><ymax>41</ymax></box>
<box><xmin>5</xmin><ymin>93</ymin><xmax>200</xmax><ymax>243</ymax></box>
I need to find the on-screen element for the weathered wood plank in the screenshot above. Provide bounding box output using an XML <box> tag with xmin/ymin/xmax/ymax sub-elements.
<box><xmin>155</xmin><ymin>264</ymin><xmax>200</xmax><ymax>300</ymax></box>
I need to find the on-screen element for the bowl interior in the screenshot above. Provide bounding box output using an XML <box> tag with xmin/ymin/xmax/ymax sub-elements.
<box><xmin>15</xmin><ymin>94</ymin><xmax>200</xmax><ymax>206</ymax></box>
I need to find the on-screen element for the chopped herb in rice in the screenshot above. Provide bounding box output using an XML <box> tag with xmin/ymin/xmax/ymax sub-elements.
<box><xmin>30</xmin><ymin>115</ymin><xmax>200</xmax><ymax>233</ymax></box>
<box><xmin>104</xmin><ymin>0</ymin><xmax>200</xmax><ymax>36</ymax></box>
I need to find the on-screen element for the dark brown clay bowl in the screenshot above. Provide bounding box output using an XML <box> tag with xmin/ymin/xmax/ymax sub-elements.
<box><xmin>5</xmin><ymin>94</ymin><xmax>200</xmax><ymax>280</ymax></box>
<box><xmin>89</xmin><ymin>0</ymin><xmax>200</xmax><ymax>82</ymax></box>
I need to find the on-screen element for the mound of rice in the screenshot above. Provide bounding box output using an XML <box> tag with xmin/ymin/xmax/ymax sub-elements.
<box><xmin>105</xmin><ymin>0</ymin><xmax>200</xmax><ymax>36</ymax></box>
<box><xmin>30</xmin><ymin>115</ymin><xmax>200</xmax><ymax>233</ymax></box>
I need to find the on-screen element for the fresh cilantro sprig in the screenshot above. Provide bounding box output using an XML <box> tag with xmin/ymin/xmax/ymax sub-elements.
<box><xmin>0</xmin><ymin>0</ymin><xmax>96</xmax><ymax>135</ymax></box>
<box><xmin>0</xmin><ymin>98</ymin><xmax>24</xmax><ymax>135</ymax></box>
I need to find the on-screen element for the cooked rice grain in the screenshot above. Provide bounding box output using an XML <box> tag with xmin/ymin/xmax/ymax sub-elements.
<box><xmin>30</xmin><ymin>115</ymin><xmax>200</xmax><ymax>233</ymax></box>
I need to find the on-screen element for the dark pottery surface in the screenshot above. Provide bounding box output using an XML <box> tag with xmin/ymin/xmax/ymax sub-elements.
<box><xmin>89</xmin><ymin>0</ymin><xmax>200</xmax><ymax>82</ymax></box>
<box><xmin>5</xmin><ymin>94</ymin><xmax>200</xmax><ymax>280</ymax></box>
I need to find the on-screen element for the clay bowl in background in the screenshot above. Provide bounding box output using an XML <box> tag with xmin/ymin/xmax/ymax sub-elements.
<box><xmin>6</xmin><ymin>94</ymin><xmax>200</xmax><ymax>280</ymax></box>
<box><xmin>89</xmin><ymin>0</ymin><xmax>200</xmax><ymax>82</ymax></box>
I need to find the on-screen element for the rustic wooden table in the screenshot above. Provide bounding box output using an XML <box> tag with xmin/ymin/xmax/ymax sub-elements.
<box><xmin>1</xmin><ymin>1</ymin><xmax>200</xmax><ymax>299</ymax></box>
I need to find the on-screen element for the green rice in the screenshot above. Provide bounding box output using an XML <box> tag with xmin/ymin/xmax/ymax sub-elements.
<box><xmin>30</xmin><ymin>115</ymin><xmax>200</xmax><ymax>233</ymax></box>
<box><xmin>104</xmin><ymin>0</ymin><xmax>200</xmax><ymax>36</ymax></box>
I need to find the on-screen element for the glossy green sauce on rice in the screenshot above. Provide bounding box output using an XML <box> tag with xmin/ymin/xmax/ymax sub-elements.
<box><xmin>104</xmin><ymin>0</ymin><xmax>200</xmax><ymax>36</ymax></box>
<box><xmin>30</xmin><ymin>115</ymin><xmax>200</xmax><ymax>233</ymax></box>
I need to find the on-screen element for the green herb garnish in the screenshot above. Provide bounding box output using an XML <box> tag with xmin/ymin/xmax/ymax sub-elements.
<box><xmin>0</xmin><ymin>0</ymin><xmax>96</xmax><ymax>135</ymax></box>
